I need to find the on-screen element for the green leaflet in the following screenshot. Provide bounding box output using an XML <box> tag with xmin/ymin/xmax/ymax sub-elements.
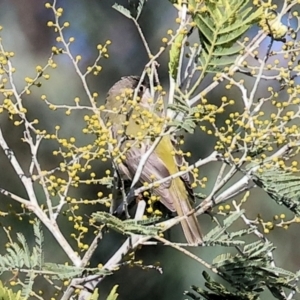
<box><xmin>112</xmin><ymin>0</ymin><xmax>147</xmax><ymax>20</ymax></box>
<box><xmin>253</xmin><ymin>167</ymin><xmax>300</xmax><ymax>215</ymax></box>
<box><xmin>21</xmin><ymin>272</ymin><xmax>35</xmax><ymax>300</ymax></box>
<box><xmin>167</xmin><ymin>97</ymin><xmax>216</xmax><ymax>133</ymax></box>
<box><xmin>87</xmin><ymin>289</ymin><xmax>100</xmax><ymax>300</ymax></box>
<box><xmin>0</xmin><ymin>220</ymin><xmax>44</xmax><ymax>272</ymax></box>
<box><xmin>112</xmin><ymin>4</ymin><xmax>132</xmax><ymax>19</ymax></box>
<box><xmin>43</xmin><ymin>263</ymin><xmax>111</xmax><ymax>280</ymax></box>
<box><xmin>87</xmin><ymin>286</ymin><xmax>119</xmax><ymax>300</ymax></box>
<box><xmin>0</xmin><ymin>281</ymin><xmax>24</xmax><ymax>300</ymax></box>
<box><xmin>169</xmin><ymin>32</ymin><xmax>185</xmax><ymax>79</ymax></box>
<box><xmin>186</xmin><ymin>273</ymin><xmax>257</xmax><ymax>300</ymax></box>
<box><xmin>186</xmin><ymin>241</ymin><xmax>299</xmax><ymax>300</ymax></box>
<box><xmin>107</xmin><ymin>285</ymin><xmax>119</xmax><ymax>300</ymax></box>
<box><xmin>203</xmin><ymin>209</ymin><xmax>246</xmax><ymax>246</ymax></box>
<box><xmin>189</xmin><ymin>0</ymin><xmax>263</xmax><ymax>73</ymax></box>
<box><xmin>92</xmin><ymin>211</ymin><xmax>161</xmax><ymax>236</ymax></box>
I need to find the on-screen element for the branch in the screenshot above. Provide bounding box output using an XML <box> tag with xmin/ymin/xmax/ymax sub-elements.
<box><xmin>0</xmin><ymin>128</ymin><xmax>80</xmax><ymax>266</ymax></box>
<box><xmin>62</xmin><ymin>201</ymin><xmax>147</xmax><ymax>300</ymax></box>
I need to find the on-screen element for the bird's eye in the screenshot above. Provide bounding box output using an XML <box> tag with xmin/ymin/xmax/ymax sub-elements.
<box><xmin>139</xmin><ymin>85</ymin><xmax>145</xmax><ymax>94</ymax></box>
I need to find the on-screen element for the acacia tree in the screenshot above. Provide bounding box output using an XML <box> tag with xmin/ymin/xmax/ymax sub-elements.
<box><xmin>0</xmin><ymin>0</ymin><xmax>300</xmax><ymax>299</ymax></box>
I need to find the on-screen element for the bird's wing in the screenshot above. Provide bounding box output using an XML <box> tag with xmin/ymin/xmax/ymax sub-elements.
<box><xmin>124</xmin><ymin>141</ymin><xmax>203</xmax><ymax>244</ymax></box>
<box><xmin>123</xmin><ymin>144</ymin><xmax>176</xmax><ymax>211</ymax></box>
<box><xmin>170</xmin><ymin>136</ymin><xmax>195</xmax><ymax>203</ymax></box>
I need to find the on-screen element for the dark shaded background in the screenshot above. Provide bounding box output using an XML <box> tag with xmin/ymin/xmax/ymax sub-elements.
<box><xmin>0</xmin><ymin>1</ymin><xmax>299</xmax><ymax>299</ymax></box>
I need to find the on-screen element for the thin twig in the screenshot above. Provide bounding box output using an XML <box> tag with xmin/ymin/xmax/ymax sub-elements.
<box><xmin>155</xmin><ymin>236</ymin><xmax>217</xmax><ymax>272</ymax></box>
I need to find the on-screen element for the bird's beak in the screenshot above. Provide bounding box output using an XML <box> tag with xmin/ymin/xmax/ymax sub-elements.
<box><xmin>140</xmin><ymin>88</ymin><xmax>152</xmax><ymax>108</ymax></box>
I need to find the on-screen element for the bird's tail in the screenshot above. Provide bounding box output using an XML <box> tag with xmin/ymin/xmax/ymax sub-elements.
<box><xmin>171</xmin><ymin>185</ymin><xmax>203</xmax><ymax>245</ymax></box>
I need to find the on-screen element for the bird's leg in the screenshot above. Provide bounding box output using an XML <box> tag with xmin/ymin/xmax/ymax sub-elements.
<box><xmin>113</xmin><ymin>182</ymin><xmax>137</xmax><ymax>218</ymax></box>
<box><xmin>110</xmin><ymin>169</ymin><xmax>121</xmax><ymax>215</ymax></box>
<box><xmin>120</xmin><ymin>177</ymin><xmax>130</xmax><ymax>219</ymax></box>
<box><xmin>111</xmin><ymin>166</ymin><xmax>131</xmax><ymax>218</ymax></box>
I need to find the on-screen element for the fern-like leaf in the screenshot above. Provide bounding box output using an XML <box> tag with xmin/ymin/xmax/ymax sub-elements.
<box><xmin>0</xmin><ymin>281</ymin><xmax>24</xmax><ymax>300</ymax></box>
<box><xmin>43</xmin><ymin>263</ymin><xmax>111</xmax><ymax>280</ymax></box>
<box><xmin>189</xmin><ymin>0</ymin><xmax>263</xmax><ymax>73</ymax></box>
<box><xmin>92</xmin><ymin>212</ymin><xmax>161</xmax><ymax>236</ymax></box>
<box><xmin>21</xmin><ymin>272</ymin><xmax>35</xmax><ymax>299</ymax></box>
<box><xmin>33</xmin><ymin>220</ymin><xmax>44</xmax><ymax>269</ymax></box>
<box><xmin>204</xmin><ymin>209</ymin><xmax>245</xmax><ymax>244</ymax></box>
<box><xmin>253</xmin><ymin>167</ymin><xmax>300</xmax><ymax>215</ymax></box>
<box><xmin>187</xmin><ymin>240</ymin><xmax>299</xmax><ymax>300</ymax></box>
<box><xmin>112</xmin><ymin>4</ymin><xmax>132</xmax><ymax>19</ymax></box>
<box><xmin>107</xmin><ymin>285</ymin><xmax>119</xmax><ymax>300</ymax></box>
<box><xmin>87</xmin><ymin>288</ymin><xmax>100</xmax><ymax>300</ymax></box>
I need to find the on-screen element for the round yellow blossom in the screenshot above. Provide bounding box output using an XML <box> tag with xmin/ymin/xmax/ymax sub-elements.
<box><xmin>147</xmin><ymin>207</ymin><xmax>153</xmax><ymax>214</ymax></box>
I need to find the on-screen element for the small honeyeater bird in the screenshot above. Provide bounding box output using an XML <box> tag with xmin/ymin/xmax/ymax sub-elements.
<box><xmin>103</xmin><ymin>76</ymin><xmax>203</xmax><ymax>244</ymax></box>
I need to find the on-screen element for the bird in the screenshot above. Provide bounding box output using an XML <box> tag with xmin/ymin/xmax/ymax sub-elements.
<box><xmin>102</xmin><ymin>75</ymin><xmax>203</xmax><ymax>244</ymax></box>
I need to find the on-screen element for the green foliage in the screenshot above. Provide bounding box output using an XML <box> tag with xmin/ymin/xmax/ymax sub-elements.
<box><xmin>87</xmin><ymin>289</ymin><xmax>100</xmax><ymax>300</ymax></box>
<box><xmin>0</xmin><ymin>281</ymin><xmax>23</xmax><ymax>300</ymax></box>
<box><xmin>131</xmin><ymin>0</ymin><xmax>147</xmax><ymax>20</ymax></box>
<box><xmin>186</xmin><ymin>272</ymin><xmax>258</xmax><ymax>300</ymax></box>
<box><xmin>106</xmin><ymin>285</ymin><xmax>119</xmax><ymax>300</ymax></box>
<box><xmin>0</xmin><ymin>222</ymin><xmax>43</xmax><ymax>298</ymax></box>
<box><xmin>0</xmin><ymin>221</ymin><xmax>44</xmax><ymax>271</ymax></box>
<box><xmin>168</xmin><ymin>96</ymin><xmax>217</xmax><ymax>133</ymax></box>
<box><xmin>112</xmin><ymin>4</ymin><xmax>132</xmax><ymax>19</ymax></box>
<box><xmin>204</xmin><ymin>210</ymin><xmax>252</xmax><ymax>247</ymax></box>
<box><xmin>87</xmin><ymin>286</ymin><xmax>119</xmax><ymax>300</ymax></box>
<box><xmin>169</xmin><ymin>32</ymin><xmax>185</xmax><ymax>79</ymax></box>
<box><xmin>113</xmin><ymin>0</ymin><xmax>146</xmax><ymax>20</ymax></box>
<box><xmin>190</xmin><ymin>0</ymin><xmax>263</xmax><ymax>73</ymax></box>
<box><xmin>0</xmin><ymin>219</ymin><xmax>110</xmax><ymax>294</ymax></box>
<box><xmin>253</xmin><ymin>167</ymin><xmax>300</xmax><ymax>215</ymax></box>
<box><xmin>22</xmin><ymin>273</ymin><xmax>35</xmax><ymax>300</ymax></box>
<box><xmin>92</xmin><ymin>212</ymin><xmax>161</xmax><ymax>236</ymax></box>
<box><xmin>43</xmin><ymin>263</ymin><xmax>111</xmax><ymax>280</ymax></box>
<box><xmin>186</xmin><ymin>241</ymin><xmax>299</xmax><ymax>299</ymax></box>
